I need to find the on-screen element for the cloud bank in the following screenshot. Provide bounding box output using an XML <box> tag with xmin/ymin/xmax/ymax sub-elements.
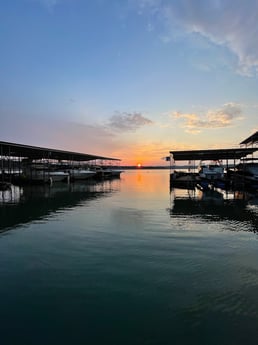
<box><xmin>135</xmin><ymin>0</ymin><xmax>258</xmax><ymax>76</ymax></box>
<box><xmin>173</xmin><ymin>103</ymin><xmax>244</xmax><ymax>134</ymax></box>
<box><xmin>107</xmin><ymin>111</ymin><xmax>153</xmax><ymax>132</ymax></box>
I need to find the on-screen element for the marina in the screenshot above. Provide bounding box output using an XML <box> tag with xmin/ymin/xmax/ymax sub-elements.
<box><xmin>2</xmin><ymin>133</ymin><xmax>258</xmax><ymax>194</ymax></box>
<box><xmin>1</xmin><ymin>133</ymin><xmax>258</xmax><ymax>345</ymax></box>
<box><xmin>0</xmin><ymin>140</ymin><xmax>123</xmax><ymax>185</ymax></box>
<box><xmin>2</xmin><ymin>2</ymin><xmax>258</xmax><ymax>344</ymax></box>
<box><xmin>170</xmin><ymin>132</ymin><xmax>258</xmax><ymax>192</ymax></box>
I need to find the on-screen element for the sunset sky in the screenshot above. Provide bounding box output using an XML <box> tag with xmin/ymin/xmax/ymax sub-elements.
<box><xmin>1</xmin><ymin>0</ymin><xmax>258</xmax><ymax>166</ymax></box>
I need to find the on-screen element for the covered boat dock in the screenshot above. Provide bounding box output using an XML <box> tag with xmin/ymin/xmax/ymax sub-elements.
<box><xmin>169</xmin><ymin>147</ymin><xmax>258</xmax><ymax>190</ymax></box>
<box><xmin>170</xmin><ymin>147</ymin><xmax>258</xmax><ymax>164</ymax></box>
<box><xmin>0</xmin><ymin>140</ymin><xmax>120</xmax><ymax>184</ymax></box>
<box><xmin>0</xmin><ymin>140</ymin><xmax>120</xmax><ymax>162</ymax></box>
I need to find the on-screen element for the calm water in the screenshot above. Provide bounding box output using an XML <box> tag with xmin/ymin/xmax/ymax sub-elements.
<box><xmin>1</xmin><ymin>170</ymin><xmax>258</xmax><ymax>345</ymax></box>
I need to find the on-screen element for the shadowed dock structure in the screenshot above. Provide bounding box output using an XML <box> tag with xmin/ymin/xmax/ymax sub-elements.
<box><xmin>240</xmin><ymin>131</ymin><xmax>258</xmax><ymax>146</ymax></box>
<box><xmin>170</xmin><ymin>147</ymin><xmax>258</xmax><ymax>162</ymax></box>
<box><xmin>0</xmin><ymin>140</ymin><xmax>120</xmax><ymax>162</ymax></box>
<box><xmin>0</xmin><ymin>141</ymin><xmax>120</xmax><ymax>185</ymax></box>
<box><xmin>169</xmin><ymin>147</ymin><xmax>258</xmax><ymax>190</ymax></box>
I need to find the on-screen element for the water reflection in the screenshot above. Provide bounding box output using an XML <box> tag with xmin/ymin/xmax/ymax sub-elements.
<box><xmin>170</xmin><ymin>187</ymin><xmax>258</xmax><ymax>232</ymax></box>
<box><xmin>0</xmin><ymin>179</ymin><xmax>121</xmax><ymax>233</ymax></box>
<box><xmin>0</xmin><ymin>185</ymin><xmax>22</xmax><ymax>204</ymax></box>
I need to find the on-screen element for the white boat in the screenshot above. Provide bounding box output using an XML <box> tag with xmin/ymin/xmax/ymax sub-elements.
<box><xmin>198</xmin><ymin>160</ymin><xmax>224</xmax><ymax>181</ymax></box>
<box><xmin>102</xmin><ymin>168</ymin><xmax>124</xmax><ymax>177</ymax></box>
<box><xmin>24</xmin><ymin>168</ymin><xmax>69</xmax><ymax>183</ymax></box>
<box><xmin>69</xmin><ymin>169</ymin><xmax>96</xmax><ymax>181</ymax></box>
<box><xmin>49</xmin><ymin>171</ymin><xmax>69</xmax><ymax>182</ymax></box>
<box><xmin>90</xmin><ymin>166</ymin><xmax>124</xmax><ymax>179</ymax></box>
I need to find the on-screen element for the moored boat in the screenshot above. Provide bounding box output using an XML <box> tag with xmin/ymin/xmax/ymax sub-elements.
<box><xmin>101</xmin><ymin>168</ymin><xmax>124</xmax><ymax>178</ymax></box>
<box><xmin>90</xmin><ymin>166</ymin><xmax>124</xmax><ymax>179</ymax></box>
<box><xmin>22</xmin><ymin>166</ymin><xmax>69</xmax><ymax>184</ymax></box>
<box><xmin>69</xmin><ymin>169</ymin><xmax>96</xmax><ymax>181</ymax></box>
<box><xmin>198</xmin><ymin>160</ymin><xmax>224</xmax><ymax>181</ymax></box>
<box><xmin>170</xmin><ymin>171</ymin><xmax>198</xmax><ymax>189</ymax></box>
<box><xmin>49</xmin><ymin>171</ymin><xmax>69</xmax><ymax>182</ymax></box>
<box><xmin>198</xmin><ymin>160</ymin><xmax>225</xmax><ymax>189</ymax></box>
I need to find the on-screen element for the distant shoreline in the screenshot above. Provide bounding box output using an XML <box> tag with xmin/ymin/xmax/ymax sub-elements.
<box><xmin>120</xmin><ymin>164</ymin><xmax>235</xmax><ymax>170</ymax></box>
<box><xmin>121</xmin><ymin>166</ymin><xmax>170</xmax><ymax>169</ymax></box>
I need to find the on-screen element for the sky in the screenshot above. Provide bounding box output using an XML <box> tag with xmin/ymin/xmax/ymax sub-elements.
<box><xmin>1</xmin><ymin>0</ymin><xmax>258</xmax><ymax>166</ymax></box>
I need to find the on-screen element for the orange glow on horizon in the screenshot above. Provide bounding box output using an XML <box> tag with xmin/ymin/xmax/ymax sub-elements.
<box><xmin>110</xmin><ymin>141</ymin><xmax>177</xmax><ymax>166</ymax></box>
<box><xmin>137</xmin><ymin>163</ymin><xmax>142</xmax><ymax>168</ymax></box>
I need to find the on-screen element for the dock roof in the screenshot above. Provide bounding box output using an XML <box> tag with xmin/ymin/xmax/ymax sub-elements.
<box><xmin>170</xmin><ymin>148</ymin><xmax>258</xmax><ymax>161</ymax></box>
<box><xmin>240</xmin><ymin>131</ymin><xmax>258</xmax><ymax>146</ymax></box>
<box><xmin>0</xmin><ymin>141</ymin><xmax>120</xmax><ymax>162</ymax></box>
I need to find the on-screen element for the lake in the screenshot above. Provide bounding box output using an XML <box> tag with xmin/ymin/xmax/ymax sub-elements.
<box><xmin>1</xmin><ymin>169</ymin><xmax>258</xmax><ymax>345</ymax></box>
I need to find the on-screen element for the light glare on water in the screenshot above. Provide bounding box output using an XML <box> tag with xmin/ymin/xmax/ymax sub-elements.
<box><xmin>1</xmin><ymin>170</ymin><xmax>258</xmax><ymax>345</ymax></box>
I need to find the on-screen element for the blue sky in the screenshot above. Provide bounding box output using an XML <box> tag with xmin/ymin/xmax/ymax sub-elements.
<box><xmin>1</xmin><ymin>0</ymin><xmax>258</xmax><ymax>165</ymax></box>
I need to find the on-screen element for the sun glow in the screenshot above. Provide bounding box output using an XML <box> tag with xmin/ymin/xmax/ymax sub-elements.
<box><xmin>137</xmin><ymin>163</ymin><xmax>142</xmax><ymax>168</ymax></box>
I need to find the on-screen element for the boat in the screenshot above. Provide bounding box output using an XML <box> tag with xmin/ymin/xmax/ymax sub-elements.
<box><xmin>31</xmin><ymin>170</ymin><xmax>69</xmax><ymax>183</ymax></box>
<box><xmin>170</xmin><ymin>171</ymin><xmax>199</xmax><ymax>189</ymax></box>
<box><xmin>198</xmin><ymin>160</ymin><xmax>225</xmax><ymax>189</ymax></box>
<box><xmin>69</xmin><ymin>169</ymin><xmax>96</xmax><ymax>181</ymax></box>
<box><xmin>101</xmin><ymin>168</ymin><xmax>124</xmax><ymax>178</ymax></box>
<box><xmin>198</xmin><ymin>160</ymin><xmax>224</xmax><ymax>180</ymax></box>
<box><xmin>90</xmin><ymin>166</ymin><xmax>124</xmax><ymax>179</ymax></box>
<box><xmin>49</xmin><ymin>171</ymin><xmax>69</xmax><ymax>182</ymax></box>
<box><xmin>22</xmin><ymin>165</ymin><xmax>69</xmax><ymax>184</ymax></box>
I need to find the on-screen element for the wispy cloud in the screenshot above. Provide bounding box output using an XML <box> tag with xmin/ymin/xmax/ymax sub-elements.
<box><xmin>135</xmin><ymin>0</ymin><xmax>258</xmax><ymax>76</ymax></box>
<box><xmin>135</xmin><ymin>0</ymin><xmax>163</xmax><ymax>14</ymax></box>
<box><xmin>173</xmin><ymin>103</ymin><xmax>244</xmax><ymax>134</ymax></box>
<box><xmin>33</xmin><ymin>0</ymin><xmax>59</xmax><ymax>12</ymax></box>
<box><xmin>107</xmin><ymin>111</ymin><xmax>153</xmax><ymax>132</ymax></box>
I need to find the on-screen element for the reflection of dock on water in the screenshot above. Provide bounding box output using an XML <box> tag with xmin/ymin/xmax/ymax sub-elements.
<box><xmin>0</xmin><ymin>179</ymin><xmax>121</xmax><ymax>233</ymax></box>
<box><xmin>169</xmin><ymin>186</ymin><xmax>258</xmax><ymax>232</ymax></box>
<box><xmin>0</xmin><ymin>181</ymin><xmax>12</xmax><ymax>191</ymax></box>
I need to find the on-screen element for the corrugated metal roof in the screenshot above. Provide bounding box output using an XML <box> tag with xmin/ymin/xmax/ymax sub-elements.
<box><xmin>0</xmin><ymin>141</ymin><xmax>120</xmax><ymax>161</ymax></box>
<box><xmin>170</xmin><ymin>148</ymin><xmax>258</xmax><ymax>161</ymax></box>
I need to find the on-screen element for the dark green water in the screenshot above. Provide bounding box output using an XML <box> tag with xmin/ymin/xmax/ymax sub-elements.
<box><xmin>1</xmin><ymin>170</ymin><xmax>258</xmax><ymax>345</ymax></box>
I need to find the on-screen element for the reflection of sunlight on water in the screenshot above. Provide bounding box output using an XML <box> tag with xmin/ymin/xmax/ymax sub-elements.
<box><xmin>136</xmin><ymin>172</ymin><xmax>142</xmax><ymax>184</ymax></box>
<box><xmin>124</xmin><ymin>170</ymin><xmax>169</xmax><ymax>197</ymax></box>
<box><xmin>2</xmin><ymin>170</ymin><xmax>258</xmax><ymax>345</ymax></box>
